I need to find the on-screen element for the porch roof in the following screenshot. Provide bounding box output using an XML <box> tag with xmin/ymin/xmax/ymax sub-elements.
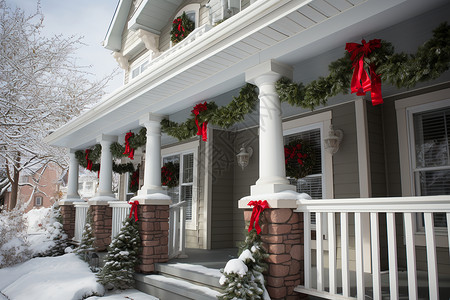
<box><xmin>45</xmin><ymin>0</ymin><xmax>447</xmax><ymax>150</ymax></box>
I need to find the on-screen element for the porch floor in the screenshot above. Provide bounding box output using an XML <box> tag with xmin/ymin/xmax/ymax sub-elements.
<box><xmin>166</xmin><ymin>248</ymin><xmax>238</xmax><ymax>269</ymax></box>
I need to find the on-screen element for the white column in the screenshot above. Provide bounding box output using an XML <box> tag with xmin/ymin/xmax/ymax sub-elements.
<box><xmin>63</xmin><ymin>149</ymin><xmax>82</xmax><ymax>202</ymax></box>
<box><xmin>246</xmin><ymin>60</ymin><xmax>296</xmax><ymax>195</ymax></box>
<box><xmin>132</xmin><ymin>113</ymin><xmax>171</xmax><ymax>204</ymax></box>
<box><xmin>90</xmin><ymin>134</ymin><xmax>118</xmax><ymax>202</ymax></box>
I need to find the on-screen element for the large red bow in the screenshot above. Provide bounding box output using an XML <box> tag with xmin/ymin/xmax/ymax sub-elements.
<box><xmin>192</xmin><ymin>102</ymin><xmax>208</xmax><ymax>142</ymax></box>
<box><xmin>85</xmin><ymin>149</ymin><xmax>93</xmax><ymax>171</ymax></box>
<box><xmin>129</xmin><ymin>200</ymin><xmax>139</xmax><ymax>222</ymax></box>
<box><xmin>248</xmin><ymin>200</ymin><xmax>270</xmax><ymax>234</ymax></box>
<box><xmin>123</xmin><ymin>132</ymin><xmax>135</xmax><ymax>160</ymax></box>
<box><xmin>345</xmin><ymin>39</ymin><xmax>383</xmax><ymax>105</ymax></box>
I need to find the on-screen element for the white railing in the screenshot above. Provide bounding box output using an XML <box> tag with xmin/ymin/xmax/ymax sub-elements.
<box><xmin>73</xmin><ymin>202</ymin><xmax>89</xmax><ymax>243</ymax></box>
<box><xmin>169</xmin><ymin>201</ymin><xmax>187</xmax><ymax>259</ymax></box>
<box><xmin>295</xmin><ymin>196</ymin><xmax>450</xmax><ymax>300</ymax></box>
<box><xmin>109</xmin><ymin>201</ymin><xmax>131</xmax><ymax>240</ymax></box>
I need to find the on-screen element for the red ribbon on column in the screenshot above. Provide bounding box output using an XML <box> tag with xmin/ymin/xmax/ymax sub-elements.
<box><xmin>85</xmin><ymin>149</ymin><xmax>93</xmax><ymax>171</ymax></box>
<box><xmin>345</xmin><ymin>39</ymin><xmax>383</xmax><ymax>105</ymax></box>
<box><xmin>192</xmin><ymin>102</ymin><xmax>208</xmax><ymax>142</ymax></box>
<box><xmin>123</xmin><ymin>132</ymin><xmax>135</xmax><ymax>160</ymax></box>
<box><xmin>248</xmin><ymin>200</ymin><xmax>270</xmax><ymax>234</ymax></box>
<box><xmin>129</xmin><ymin>200</ymin><xmax>139</xmax><ymax>222</ymax></box>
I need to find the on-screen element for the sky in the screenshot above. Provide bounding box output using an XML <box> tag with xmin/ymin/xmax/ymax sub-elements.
<box><xmin>6</xmin><ymin>0</ymin><xmax>123</xmax><ymax>94</ymax></box>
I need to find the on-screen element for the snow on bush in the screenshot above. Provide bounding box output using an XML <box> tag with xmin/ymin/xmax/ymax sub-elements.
<box><xmin>0</xmin><ymin>208</ymin><xmax>32</xmax><ymax>268</ymax></box>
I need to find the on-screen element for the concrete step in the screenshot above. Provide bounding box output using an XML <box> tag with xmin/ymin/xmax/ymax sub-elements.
<box><xmin>135</xmin><ymin>263</ymin><xmax>225</xmax><ymax>300</ymax></box>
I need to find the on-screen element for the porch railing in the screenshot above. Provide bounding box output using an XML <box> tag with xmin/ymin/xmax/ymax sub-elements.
<box><xmin>73</xmin><ymin>202</ymin><xmax>89</xmax><ymax>243</ymax></box>
<box><xmin>169</xmin><ymin>201</ymin><xmax>187</xmax><ymax>259</ymax></box>
<box><xmin>294</xmin><ymin>196</ymin><xmax>450</xmax><ymax>300</ymax></box>
<box><xmin>109</xmin><ymin>201</ymin><xmax>131</xmax><ymax>240</ymax></box>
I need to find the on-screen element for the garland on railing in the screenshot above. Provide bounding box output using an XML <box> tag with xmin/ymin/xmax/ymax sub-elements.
<box><xmin>277</xmin><ymin>22</ymin><xmax>450</xmax><ymax>109</ymax></box>
<box><xmin>160</xmin><ymin>83</ymin><xmax>258</xmax><ymax>141</ymax></box>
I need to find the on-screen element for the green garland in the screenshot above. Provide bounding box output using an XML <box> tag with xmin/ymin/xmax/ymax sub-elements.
<box><xmin>284</xmin><ymin>140</ymin><xmax>315</xmax><ymax>179</ymax></box>
<box><xmin>110</xmin><ymin>127</ymin><xmax>147</xmax><ymax>158</ymax></box>
<box><xmin>171</xmin><ymin>12</ymin><xmax>195</xmax><ymax>44</ymax></box>
<box><xmin>160</xmin><ymin>83</ymin><xmax>258</xmax><ymax>141</ymax></box>
<box><xmin>277</xmin><ymin>22</ymin><xmax>450</xmax><ymax>109</ymax></box>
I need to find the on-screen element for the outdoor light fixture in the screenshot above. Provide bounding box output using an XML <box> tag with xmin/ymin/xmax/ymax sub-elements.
<box><xmin>89</xmin><ymin>252</ymin><xmax>100</xmax><ymax>273</ymax></box>
<box><xmin>236</xmin><ymin>144</ymin><xmax>253</xmax><ymax>170</ymax></box>
<box><xmin>324</xmin><ymin>125</ymin><xmax>343</xmax><ymax>155</ymax></box>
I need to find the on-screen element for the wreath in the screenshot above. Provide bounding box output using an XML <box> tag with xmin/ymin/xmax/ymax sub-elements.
<box><xmin>171</xmin><ymin>12</ymin><xmax>195</xmax><ymax>44</ymax></box>
<box><xmin>284</xmin><ymin>140</ymin><xmax>315</xmax><ymax>179</ymax></box>
<box><xmin>161</xmin><ymin>162</ymin><xmax>179</xmax><ymax>188</ymax></box>
<box><xmin>129</xmin><ymin>167</ymin><xmax>140</xmax><ymax>193</ymax></box>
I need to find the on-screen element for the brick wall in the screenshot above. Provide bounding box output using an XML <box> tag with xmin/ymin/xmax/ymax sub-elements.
<box><xmin>91</xmin><ymin>205</ymin><xmax>112</xmax><ymax>251</ymax></box>
<box><xmin>60</xmin><ymin>204</ymin><xmax>75</xmax><ymax>240</ymax></box>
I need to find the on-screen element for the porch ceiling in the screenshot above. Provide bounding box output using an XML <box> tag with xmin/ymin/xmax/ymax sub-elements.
<box><xmin>46</xmin><ymin>0</ymin><xmax>448</xmax><ymax>150</ymax></box>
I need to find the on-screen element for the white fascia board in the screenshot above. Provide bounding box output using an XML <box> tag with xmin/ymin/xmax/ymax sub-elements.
<box><xmin>104</xmin><ymin>0</ymin><xmax>133</xmax><ymax>51</ymax></box>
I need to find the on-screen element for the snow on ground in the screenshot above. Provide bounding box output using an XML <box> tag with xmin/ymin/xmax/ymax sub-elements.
<box><xmin>0</xmin><ymin>253</ymin><xmax>157</xmax><ymax>300</ymax></box>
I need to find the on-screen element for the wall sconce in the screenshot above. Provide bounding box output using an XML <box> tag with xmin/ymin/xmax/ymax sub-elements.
<box><xmin>324</xmin><ymin>125</ymin><xmax>343</xmax><ymax>155</ymax></box>
<box><xmin>236</xmin><ymin>144</ymin><xmax>253</xmax><ymax>170</ymax></box>
<box><xmin>89</xmin><ymin>252</ymin><xmax>100</xmax><ymax>273</ymax></box>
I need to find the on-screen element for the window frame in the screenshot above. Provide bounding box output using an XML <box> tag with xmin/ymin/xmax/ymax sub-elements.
<box><xmin>161</xmin><ymin>140</ymin><xmax>199</xmax><ymax>230</ymax></box>
<box><xmin>396</xmin><ymin>88</ymin><xmax>450</xmax><ymax>246</ymax></box>
<box><xmin>35</xmin><ymin>196</ymin><xmax>43</xmax><ymax>206</ymax></box>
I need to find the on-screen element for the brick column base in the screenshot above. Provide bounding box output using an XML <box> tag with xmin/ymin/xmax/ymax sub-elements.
<box><xmin>60</xmin><ymin>203</ymin><xmax>75</xmax><ymax>240</ymax></box>
<box><xmin>244</xmin><ymin>208</ymin><xmax>304</xmax><ymax>300</ymax></box>
<box><xmin>91</xmin><ymin>204</ymin><xmax>112</xmax><ymax>251</ymax></box>
<box><xmin>137</xmin><ymin>204</ymin><xmax>169</xmax><ymax>273</ymax></box>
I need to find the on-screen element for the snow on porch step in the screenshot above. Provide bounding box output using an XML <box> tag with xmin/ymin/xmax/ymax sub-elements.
<box><xmin>155</xmin><ymin>263</ymin><xmax>223</xmax><ymax>290</ymax></box>
<box><xmin>134</xmin><ymin>273</ymin><xmax>221</xmax><ymax>300</ymax></box>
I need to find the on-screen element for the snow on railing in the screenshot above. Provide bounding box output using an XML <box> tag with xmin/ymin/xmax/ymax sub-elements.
<box><xmin>109</xmin><ymin>201</ymin><xmax>131</xmax><ymax>240</ymax></box>
<box><xmin>169</xmin><ymin>201</ymin><xmax>187</xmax><ymax>259</ymax></box>
<box><xmin>73</xmin><ymin>202</ymin><xmax>89</xmax><ymax>243</ymax></box>
<box><xmin>295</xmin><ymin>196</ymin><xmax>450</xmax><ymax>300</ymax></box>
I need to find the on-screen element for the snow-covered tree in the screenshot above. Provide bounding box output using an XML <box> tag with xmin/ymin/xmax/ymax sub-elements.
<box><xmin>97</xmin><ymin>217</ymin><xmax>141</xmax><ymax>290</ymax></box>
<box><xmin>0</xmin><ymin>208</ymin><xmax>31</xmax><ymax>268</ymax></box>
<box><xmin>44</xmin><ymin>203</ymin><xmax>68</xmax><ymax>256</ymax></box>
<box><xmin>76</xmin><ymin>208</ymin><xmax>95</xmax><ymax>262</ymax></box>
<box><xmin>218</xmin><ymin>229</ymin><xmax>270</xmax><ymax>300</ymax></box>
<box><xmin>0</xmin><ymin>0</ymin><xmax>115</xmax><ymax>209</ymax></box>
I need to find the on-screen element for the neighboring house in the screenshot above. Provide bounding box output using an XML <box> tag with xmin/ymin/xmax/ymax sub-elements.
<box><xmin>45</xmin><ymin>1</ymin><xmax>450</xmax><ymax>299</ymax></box>
<box><xmin>3</xmin><ymin>162</ymin><xmax>67</xmax><ymax>212</ymax></box>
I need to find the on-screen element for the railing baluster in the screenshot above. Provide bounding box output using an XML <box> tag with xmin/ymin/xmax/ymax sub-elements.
<box><xmin>328</xmin><ymin>212</ymin><xmax>336</xmax><ymax>294</ymax></box>
<box><xmin>424</xmin><ymin>212</ymin><xmax>439</xmax><ymax>300</ymax></box>
<box><xmin>340</xmin><ymin>212</ymin><xmax>350</xmax><ymax>297</ymax></box>
<box><xmin>316</xmin><ymin>212</ymin><xmax>323</xmax><ymax>291</ymax></box>
<box><xmin>370</xmin><ymin>212</ymin><xmax>381</xmax><ymax>300</ymax></box>
<box><xmin>304</xmin><ymin>211</ymin><xmax>311</xmax><ymax>289</ymax></box>
<box><xmin>355</xmin><ymin>212</ymin><xmax>364</xmax><ymax>300</ymax></box>
<box><xmin>169</xmin><ymin>208</ymin><xmax>174</xmax><ymax>257</ymax></box>
<box><xmin>387</xmin><ymin>212</ymin><xmax>399</xmax><ymax>300</ymax></box>
<box><xmin>404</xmin><ymin>212</ymin><xmax>418</xmax><ymax>300</ymax></box>
<box><xmin>180</xmin><ymin>205</ymin><xmax>186</xmax><ymax>257</ymax></box>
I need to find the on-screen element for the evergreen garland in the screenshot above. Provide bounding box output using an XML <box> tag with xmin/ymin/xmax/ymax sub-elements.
<box><xmin>160</xmin><ymin>83</ymin><xmax>258</xmax><ymax>141</ymax></box>
<box><xmin>171</xmin><ymin>12</ymin><xmax>195</xmax><ymax>44</ymax></box>
<box><xmin>97</xmin><ymin>217</ymin><xmax>141</xmax><ymax>290</ymax></box>
<box><xmin>75</xmin><ymin>208</ymin><xmax>95</xmax><ymax>262</ymax></box>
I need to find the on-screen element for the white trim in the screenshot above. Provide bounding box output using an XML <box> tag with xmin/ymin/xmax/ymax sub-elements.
<box><xmin>162</xmin><ymin>140</ymin><xmax>199</xmax><ymax>230</ymax></box>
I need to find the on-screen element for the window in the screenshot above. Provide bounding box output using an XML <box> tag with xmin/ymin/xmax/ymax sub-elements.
<box><xmin>410</xmin><ymin>106</ymin><xmax>450</xmax><ymax>228</ymax></box>
<box><xmin>35</xmin><ymin>196</ymin><xmax>43</xmax><ymax>206</ymax></box>
<box><xmin>162</xmin><ymin>141</ymin><xmax>198</xmax><ymax>229</ymax></box>
<box><xmin>131</xmin><ymin>60</ymin><xmax>149</xmax><ymax>79</ymax></box>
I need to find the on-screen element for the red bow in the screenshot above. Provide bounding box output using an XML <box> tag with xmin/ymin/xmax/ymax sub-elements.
<box><xmin>345</xmin><ymin>39</ymin><xmax>383</xmax><ymax>105</ymax></box>
<box><xmin>129</xmin><ymin>200</ymin><xmax>139</xmax><ymax>222</ymax></box>
<box><xmin>248</xmin><ymin>200</ymin><xmax>270</xmax><ymax>234</ymax></box>
<box><xmin>192</xmin><ymin>102</ymin><xmax>208</xmax><ymax>142</ymax></box>
<box><xmin>123</xmin><ymin>132</ymin><xmax>135</xmax><ymax>160</ymax></box>
<box><xmin>85</xmin><ymin>149</ymin><xmax>93</xmax><ymax>171</ymax></box>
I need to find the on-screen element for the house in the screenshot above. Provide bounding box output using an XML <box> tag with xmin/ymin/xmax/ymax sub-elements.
<box><xmin>3</xmin><ymin>162</ymin><xmax>66</xmax><ymax>212</ymax></box>
<box><xmin>45</xmin><ymin>0</ymin><xmax>450</xmax><ymax>299</ymax></box>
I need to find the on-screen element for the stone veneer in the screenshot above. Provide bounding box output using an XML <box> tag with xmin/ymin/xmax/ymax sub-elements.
<box><xmin>136</xmin><ymin>204</ymin><xmax>170</xmax><ymax>273</ymax></box>
<box><xmin>244</xmin><ymin>208</ymin><xmax>304</xmax><ymax>300</ymax></box>
<box><xmin>60</xmin><ymin>203</ymin><xmax>76</xmax><ymax>240</ymax></box>
<box><xmin>91</xmin><ymin>205</ymin><xmax>112</xmax><ymax>251</ymax></box>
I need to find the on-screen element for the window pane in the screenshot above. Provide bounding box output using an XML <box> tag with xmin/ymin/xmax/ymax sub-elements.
<box><xmin>141</xmin><ymin>61</ymin><xmax>149</xmax><ymax>72</ymax></box>
<box><xmin>183</xmin><ymin>153</ymin><xmax>194</xmax><ymax>183</ymax></box>
<box><xmin>181</xmin><ymin>185</ymin><xmax>193</xmax><ymax>220</ymax></box>
<box><xmin>414</xmin><ymin>109</ymin><xmax>450</xmax><ymax>168</ymax></box>
<box><xmin>163</xmin><ymin>155</ymin><xmax>180</xmax><ymax>204</ymax></box>
<box><xmin>131</xmin><ymin>67</ymin><xmax>140</xmax><ymax>79</ymax></box>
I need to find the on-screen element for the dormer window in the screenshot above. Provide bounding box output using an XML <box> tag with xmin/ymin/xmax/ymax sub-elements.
<box><xmin>131</xmin><ymin>60</ymin><xmax>149</xmax><ymax>79</ymax></box>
